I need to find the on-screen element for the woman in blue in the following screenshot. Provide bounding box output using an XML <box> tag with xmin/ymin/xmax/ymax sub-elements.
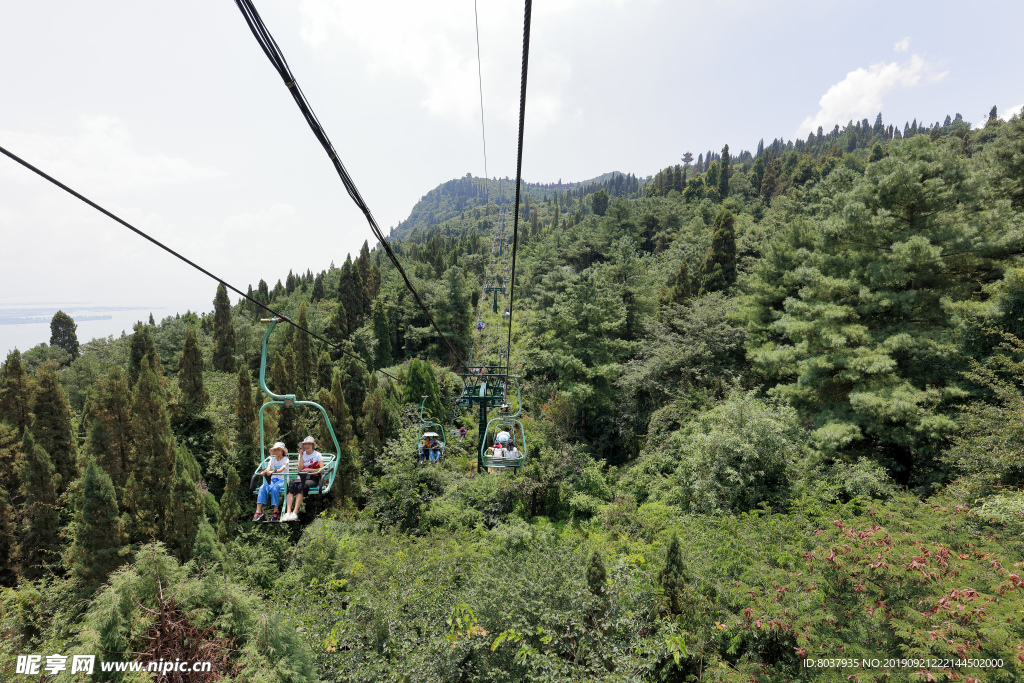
<box><xmin>253</xmin><ymin>441</ymin><xmax>289</xmax><ymax>522</ymax></box>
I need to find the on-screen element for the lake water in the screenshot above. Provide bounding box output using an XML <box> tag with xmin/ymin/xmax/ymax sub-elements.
<box><xmin>0</xmin><ymin>303</ymin><xmax>160</xmax><ymax>358</ymax></box>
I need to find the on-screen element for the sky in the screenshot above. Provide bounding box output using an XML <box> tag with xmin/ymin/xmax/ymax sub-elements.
<box><xmin>2</xmin><ymin>0</ymin><xmax>1023</xmax><ymax>358</ymax></box>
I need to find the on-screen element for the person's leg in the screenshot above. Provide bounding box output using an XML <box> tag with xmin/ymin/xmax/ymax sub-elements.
<box><xmin>270</xmin><ymin>481</ymin><xmax>282</xmax><ymax>511</ymax></box>
<box><xmin>255</xmin><ymin>483</ymin><xmax>269</xmax><ymax>517</ymax></box>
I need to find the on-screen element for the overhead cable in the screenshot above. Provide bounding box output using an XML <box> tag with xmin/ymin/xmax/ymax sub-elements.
<box><xmin>505</xmin><ymin>0</ymin><xmax>533</xmax><ymax>388</ymax></box>
<box><xmin>0</xmin><ymin>143</ymin><xmax>398</xmax><ymax>382</ymax></box>
<box><xmin>233</xmin><ymin>0</ymin><xmax>466</xmax><ymax>367</ymax></box>
<box><xmin>474</xmin><ymin>0</ymin><xmax>489</xmax><ymax>207</ymax></box>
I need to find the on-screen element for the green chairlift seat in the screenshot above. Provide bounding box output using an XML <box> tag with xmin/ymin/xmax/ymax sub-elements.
<box><xmin>416</xmin><ymin>396</ymin><xmax>447</xmax><ymax>463</ymax></box>
<box><xmin>250</xmin><ymin>319</ymin><xmax>341</xmax><ymax>497</ymax></box>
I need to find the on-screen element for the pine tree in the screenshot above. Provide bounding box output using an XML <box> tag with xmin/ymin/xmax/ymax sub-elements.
<box><xmin>128</xmin><ymin>323</ymin><xmax>160</xmax><ymax>388</ymax></box>
<box><xmin>16</xmin><ymin>429</ymin><xmax>61</xmax><ymax>580</ymax></box>
<box><xmin>177</xmin><ymin>328</ymin><xmax>209</xmax><ymax>415</ymax></box>
<box><xmin>49</xmin><ymin>310</ymin><xmax>80</xmax><ymax>362</ymax></box>
<box><xmin>85</xmin><ymin>366</ymin><xmax>132</xmax><ymax>492</ymax></box>
<box><xmin>719</xmin><ymin>144</ymin><xmax>730</xmax><ymax>199</ymax></box>
<box><xmin>217</xmin><ymin>465</ymin><xmax>242</xmax><ymax>544</ymax></box>
<box><xmin>592</xmin><ymin>189</ymin><xmax>609</xmax><ymax>217</ymax></box>
<box><xmin>126</xmin><ymin>357</ymin><xmax>176</xmax><ymax>541</ymax></box>
<box><xmin>372</xmin><ymin>299</ymin><xmax>393</xmax><ymax>369</ymax></box>
<box><xmin>0</xmin><ymin>350</ymin><xmax>34</xmax><ymax>434</ymax></box>
<box><xmin>212</xmin><ymin>283</ymin><xmax>236</xmax><ymax>372</ymax></box>
<box><xmin>31</xmin><ymin>362</ymin><xmax>78</xmax><ymax>493</ymax></box>
<box><xmin>869</xmin><ymin>142</ymin><xmax>885</xmax><ymax>162</ymax></box>
<box><xmin>68</xmin><ymin>459</ymin><xmax>124</xmax><ymax>593</ymax></box>
<box><xmin>701</xmin><ymin>209</ymin><xmax>737</xmax><ymax>293</ymax></box>
<box><xmin>295</xmin><ymin>302</ymin><xmax>313</xmax><ymax>394</ymax></box>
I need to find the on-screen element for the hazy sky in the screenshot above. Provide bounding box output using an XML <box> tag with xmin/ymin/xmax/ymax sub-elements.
<box><xmin>2</xmin><ymin>0</ymin><xmax>1023</xmax><ymax>357</ymax></box>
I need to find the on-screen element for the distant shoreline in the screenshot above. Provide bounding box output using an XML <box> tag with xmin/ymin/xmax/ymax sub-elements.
<box><xmin>0</xmin><ymin>315</ymin><xmax>114</xmax><ymax>325</ymax></box>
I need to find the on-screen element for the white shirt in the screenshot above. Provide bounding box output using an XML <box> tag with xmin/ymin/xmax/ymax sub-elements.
<box><xmin>301</xmin><ymin>449</ymin><xmax>323</xmax><ymax>470</ymax></box>
<box><xmin>269</xmin><ymin>455</ymin><xmax>289</xmax><ymax>483</ymax></box>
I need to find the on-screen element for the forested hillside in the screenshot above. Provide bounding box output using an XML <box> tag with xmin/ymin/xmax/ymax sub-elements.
<box><xmin>2</xmin><ymin>108</ymin><xmax>1024</xmax><ymax>682</ymax></box>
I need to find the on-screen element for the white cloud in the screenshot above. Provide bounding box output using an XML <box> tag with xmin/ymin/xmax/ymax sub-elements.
<box><xmin>796</xmin><ymin>55</ymin><xmax>947</xmax><ymax>138</ymax></box>
<box><xmin>1003</xmin><ymin>102</ymin><xmax>1024</xmax><ymax>120</ymax></box>
<box><xmin>296</xmin><ymin>0</ymin><xmax>587</xmax><ymax>132</ymax></box>
<box><xmin>0</xmin><ymin>116</ymin><xmax>224</xmax><ymax>194</ymax></box>
<box><xmin>893</xmin><ymin>37</ymin><xmax>910</xmax><ymax>52</ymax></box>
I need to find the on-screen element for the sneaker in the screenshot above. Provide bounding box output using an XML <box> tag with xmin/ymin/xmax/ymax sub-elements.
<box><xmin>284</xmin><ymin>512</ymin><xmax>297</xmax><ymax>522</ymax></box>
<box><xmin>252</xmin><ymin>512</ymin><xmax>263</xmax><ymax>522</ymax></box>
<box><xmin>271</xmin><ymin>510</ymin><xmax>280</xmax><ymax>522</ymax></box>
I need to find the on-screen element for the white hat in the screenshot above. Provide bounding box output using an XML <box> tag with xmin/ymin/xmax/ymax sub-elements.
<box><xmin>300</xmin><ymin>435</ymin><xmax>316</xmax><ymax>445</ymax></box>
<box><xmin>269</xmin><ymin>441</ymin><xmax>287</xmax><ymax>453</ymax></box>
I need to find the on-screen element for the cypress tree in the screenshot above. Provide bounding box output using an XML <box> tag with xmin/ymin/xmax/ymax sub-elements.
<box><xmin>367</xmin><ymin>259</ymin><xmax>382</xmax><ymax>300</ymax></box>
<box><xmin>586</xmin><ymin>550</ymin><xmax>607</xmax><ymax>598</ymax></box>
<box><xmin>316</xmin><ymin>351</ymin><xmax>333</xmax><ymax>390</ymax></box>
<box><xmin>317</xmin><ymin>369</ymin><xmax>357</xmax><ymax>499</ymax></box>
<box><xmin>869</xmin><ymin>142</ymin><xmax>885</xmax><ymax>162</ymax></box>
<box><xmin>404</xmin><ymin>359</ymin><xmax>442</xmax><ymax>420</ymax></box>
<box><xmin>701</xmin><ymin>209</ymin><xmax>737</xmax><ymax>292</ymax></box>
<box><xmin>177</xmin><ymin>328</ymin><xmax>209</xmax><ymax>415</ymax></box>
<box><xmin>163</xmin><ymin>466</ymin><xmax>203</xmax><ymax>563</ymax></box>
<box><xmin>295</xmin><ymin>302</ymin><xmax>313</xmax><ymax>394</ymax></box>
<box><xmin>31</xmin><ymin>362</ymin><xmax>78</xmax><ymax>493</ymax></box>
<box><xmin>49</xmin><ymin>310</ymin><xmax>80</xmax><ymax>362</ymax></box>
<box><xmin>658</xmin><ymin>533</ymin><xmax>691</xmax><ymax>615</ymax></box>
<box><xmin>217</xmin><ymin>464</ymin><xmax>242</xmax><ymax>544</ymax></box>
<box><xmin>312</xmin><ymin>272</ymin><xmax>325</xmax><ymax>302</ymax></box>
<box><xmin>357</xmin><ymin>241</ymin><xmax>372</xmax><ymax>314</ymax></box>
<box><xmin>126</xmin><ymin>356</ymin><xmax>176</xmax><ymax>541</ymax></box>
<box><xmin>68</xmin><ymin>459</ymin><xmax>124</xmax><ymax>593</ymax></box>
<box><xmin>235</xmin><ymin>368</ymin><xmax>258</xmax><ymax>466</ymax></box>
<box><xmin>328</xmin><ymin>299</ymin><xmax>349</xmax><ymax>349</ymax></box>
<box><xmin>671</xmin><ymin>261</ymin><xmax>691</xmax><ymax>304</ymax></box>
<box><xmin>705</xmin><ymin>162</ymin><xmax>720</xmax><ymax>199</ymax></box>
<box><xmin>192</xmin><ymin>514</ymin><xmax>224</xmax><ymax>566</ymax></box>
<box><xmin>372</xmin><ymin>299</ymin><xmax>393</xmax><ymax>369</ymax></box>
<box><xmin>0</xmin><ymin>423</ymin><xmax>22</xmax><ymax>499</ymax></box>
<box><xmin>85</xmin><ymin>366</ymin><xmax>132</xmax><ymax>492</ymax></box>
<box><xmin>16</xmin><ymin>429</ymin><xmax>61</xmax><ymax>580</ymax></box>
<box><xmin>344</xmin><ymin>356</ymin><xmax>370</xmax><ymax>440</ymax></box>
<box><xmin>360</xmin><ymin>386</ymin><xmax>399</xmax><ymax>478</ymax></box>
<box><xmin>128</xmin><ymin>323</ymin><xmax>160</xmax><ymax>388</ymax></box>
<box><xmin>0</xmin><ymin>350</ymin><xmax>33</xmax><ymax>434</ymax></box>
<box><xmin>719</xmin><ymin>144</ymin><xmax>730</xmax><ymax>199</ymax></box>
<box><xmin>271</xmin><ymin>352</ymin><xmax>296</xmax><ymax>446</ymax></box>
<box><xmin>0</xmin><ymin>486</ymin><xmax>14</xmax><ymax>587</ymax></box>
<box><xmin>213</xmin><ymin>283</ymin><xmax>236</xmax><ymax>372</ymax></box>
<box><xmin>592</xmin><ymin>189</ymin><xmax>609</xmax><ymax>217</ymax></box>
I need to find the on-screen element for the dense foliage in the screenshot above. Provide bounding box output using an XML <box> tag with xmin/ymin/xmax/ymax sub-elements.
<box><xmin>2</xmin><ymin>108</ymin><xmax>1024</xmax><ymax>681</ymax></box>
